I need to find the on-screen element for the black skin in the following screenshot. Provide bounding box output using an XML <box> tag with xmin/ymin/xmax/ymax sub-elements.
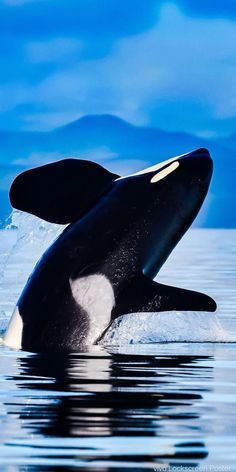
<box><xmin>11</xmin><ymin>148</ymin><xmax>217</xmax><ymax>352</ymax></box>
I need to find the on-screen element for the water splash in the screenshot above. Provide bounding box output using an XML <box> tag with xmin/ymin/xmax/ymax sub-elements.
<box><xmin>7</xmin><ymin>209</ymin><xmax>65</xmax><ymax>252</ymax></box>
<box><xmin>100</xmin><ymin>311</ymin><xmax>236</xmax><ymax>345</ymax></box>
<box><xmin>0</xmin><ymin>210</ymin><xmax>65</xmax><ymax>329</ymax></box>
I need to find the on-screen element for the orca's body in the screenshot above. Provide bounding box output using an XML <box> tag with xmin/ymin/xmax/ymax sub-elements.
<box><xmin>4</xmin><ymin>148</ymin><xmax>216</xmax><ymax>352</ymax></box>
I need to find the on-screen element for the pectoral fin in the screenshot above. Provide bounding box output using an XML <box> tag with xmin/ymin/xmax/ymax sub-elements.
<box><xmin>10</xmin><ymin>158</ymin><xmax>119</xmax><ymax>224</ymax></box>
<box><xmin>113</xmin><ymin>274</ymin><xmax>217</xmax><ymax>318</ymax></box>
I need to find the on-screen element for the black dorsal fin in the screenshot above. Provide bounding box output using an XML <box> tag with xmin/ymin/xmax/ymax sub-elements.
<box><xmin>10</xmin><ymin>158</ymin><xmax>119</xmax><ymax>224</ymax></box>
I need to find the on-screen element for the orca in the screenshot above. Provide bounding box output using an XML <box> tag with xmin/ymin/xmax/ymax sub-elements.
<box><xmin>4</xmin><ymin>148</ymin><xmax>217</xmax><ymax>352</ymax></box>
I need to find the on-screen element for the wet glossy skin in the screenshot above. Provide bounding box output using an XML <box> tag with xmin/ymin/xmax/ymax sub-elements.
<box><xmin>17</xmin><ymin>149</ymin><xmax>213</xmax><ymax>351</ymax></box>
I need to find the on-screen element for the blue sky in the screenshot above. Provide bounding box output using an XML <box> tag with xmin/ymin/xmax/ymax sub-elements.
<box><xmin>1</xmin><ymin>0</ymin><xmax>236</xmax><ymax>137</ymax></box>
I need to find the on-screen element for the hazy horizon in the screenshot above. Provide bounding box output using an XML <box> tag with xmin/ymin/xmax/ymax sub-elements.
<box><xmin>1</xmin><ymin>1</ymin><xmax>236</xmax><ymax>137</ymax></box>
<box><xmin>0</xmin><ymin>0</ymin><xmax>236</xmax><ymax>227</ymax></box>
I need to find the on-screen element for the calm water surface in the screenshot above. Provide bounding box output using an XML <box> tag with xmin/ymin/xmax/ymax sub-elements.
<box><xmin>0</xmin><ymin>222</ymin><xmax>235</xmax><ymax>471</ymax></box>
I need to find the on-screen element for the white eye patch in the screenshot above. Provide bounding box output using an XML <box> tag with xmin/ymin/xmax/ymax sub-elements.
<box><xmin>134</xmin><ymin>156</ymin><xmax>178</xmax><ymax>176</ymax></box>
<box><xmin>151</xmin><ymin>161</ymin><xmax>179</xmax><ymax>183</ymax></box>
<box><xmin>116</xmin><ymin>151</ymin><xmax>185</xmax><ymax>181</ymax></box>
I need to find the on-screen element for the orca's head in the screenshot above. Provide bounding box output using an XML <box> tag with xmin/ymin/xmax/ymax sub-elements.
<box><xmin>115</xmin><ymin>148</ymin><xmax>213</xmax><ymax>277</ymax></box>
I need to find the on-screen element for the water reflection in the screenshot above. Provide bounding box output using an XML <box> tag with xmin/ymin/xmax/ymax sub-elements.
<box><xmin>2</xmin><ymin>348</ymin><xmax>211</xmax><ymax>469</ymax></box>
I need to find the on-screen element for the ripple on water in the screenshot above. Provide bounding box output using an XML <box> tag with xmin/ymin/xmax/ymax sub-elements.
<box><xmin>0</xmin><ymin>215</ymin><xmax>236</xmax><ymax>470</ymax></box>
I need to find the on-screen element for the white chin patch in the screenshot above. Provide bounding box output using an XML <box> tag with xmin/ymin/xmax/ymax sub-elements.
<box><xmin>69</xmin><ymin>273</ymin><xmax>115</xmax><ymax>345</ymax></box>
<box><xmin>3</xmin><ymin>306</ymin><xmax>23</xmax><ymax>350</ymax></box>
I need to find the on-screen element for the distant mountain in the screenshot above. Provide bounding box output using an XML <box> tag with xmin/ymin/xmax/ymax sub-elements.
<box><xmin>0</xmin><ymin>114</ymin><xmax>235</xmax><ymax>227</ymax></box>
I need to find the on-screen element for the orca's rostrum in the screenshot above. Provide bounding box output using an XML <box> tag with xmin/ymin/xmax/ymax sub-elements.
<box><xmin>4</xmin><ymin>148</ymin><xmax>217</xmax><ymax>352</ymax></box>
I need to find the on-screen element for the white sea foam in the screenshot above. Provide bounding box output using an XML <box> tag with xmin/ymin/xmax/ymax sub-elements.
<box><xmin>0</xmin><ymin>210</ymin><xmax>65</xmax><ymax>332</ymax></box>
<box><xmin>100</xmin><ymin>311</ymin><xmax>236</xmax><ymax>345</ymax></box>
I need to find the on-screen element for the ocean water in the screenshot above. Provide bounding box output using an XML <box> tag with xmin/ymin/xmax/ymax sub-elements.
<box><xmin>0</xmin><ymin>211</ymin><xmax>236</xmax><ymax>471</ymax></box>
